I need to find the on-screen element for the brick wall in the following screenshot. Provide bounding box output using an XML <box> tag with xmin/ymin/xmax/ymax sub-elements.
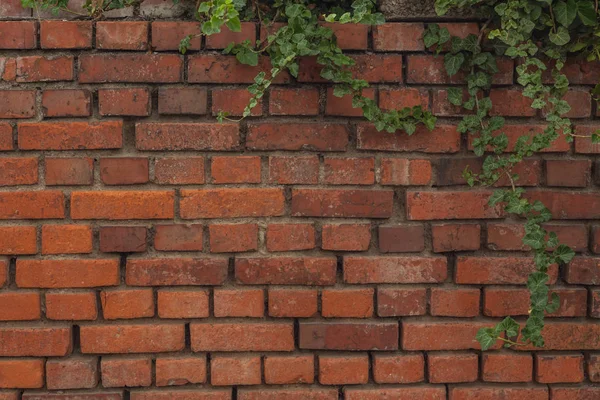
<box><xmin>1</xmin><ymin>1</ymin><xmax>600</xmax><ymax>399</ymax></box>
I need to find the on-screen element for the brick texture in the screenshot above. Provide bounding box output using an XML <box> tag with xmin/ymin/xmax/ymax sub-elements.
<box><xmin>0</xmin><ymin>13</ymin><xmax>596</xmax><ymax>398</ymax></box>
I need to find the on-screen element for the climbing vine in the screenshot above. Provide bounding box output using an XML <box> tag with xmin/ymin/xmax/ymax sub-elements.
<box><xmin>22</xmin><ymin>0</ymin><xmax>600</xmax><ymax>350</ymax></box>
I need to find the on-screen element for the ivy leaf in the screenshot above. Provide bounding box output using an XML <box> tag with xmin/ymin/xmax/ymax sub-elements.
<box><xmin>447</xmin><ymin>87</ymin><xmax>463</xmax><ymax>106</ymax></box>
<box><xmin>554</xmin><ymin>244</ymin><xmax>575</xmax><ymax>264</ymax></box>
<box><xmin>554</xmin><ymin>0</ymin><xmax>577</xmax><ymax>27</ymax></box>
<box><xmin>438</xmin><ymin>27</ymin><xmax>451</xmax><ymax>44</ymax></box>
<box><xmin>226</xmin><ymin>16</ymin><xmax>242</xmax><ymax>32</ymax></box>
<box><xmin>549</xmin><ymin>26</ymin><xmax>571</xmax><ymax>46</ymax></box>
<box><xmin>577</xmin><ymin>0</ymin><xmax>597</xmax><ymax>25</ymax></box>
<box><xmin>476</xmin><ymin>328</ymin><xmax>498</xmax><ymax>351</ymax></box>
<box><xmin>444</xmin><ymin>52</ymin><xmax>465</xmax><ymax>76</ymax></box>
<box><xmin>545</xmin><ymin>292</ymin><xmax>561</xmax><ymax>313</ymax></box>
<box><xmin>592</xmin><ymin>133</ymin><xmax>600</xmax><ymax>144</ymax></box>
<box><xmin>234</xmin><ymin>46</ymin><xmax>258</xmax><ymax>66</ymax></box>
<box><xmin>498</xmin><ymin>316</ymin><xmax>520</xmax><ymax>338</ymax></box>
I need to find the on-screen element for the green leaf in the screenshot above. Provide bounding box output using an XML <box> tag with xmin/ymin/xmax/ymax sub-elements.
<box><xmin>476</xmin><ymin>328</ymin><xmax>498</xmax><ymax>351</ymax></box>
<box><xmin>197</xmin><ymin>2</ymin><xmax>210</xmax><ymax>13</ymax></box>
<box><xmin>446</xmin><ymin>87</ymin><xmax>463</xmax><ymax>106</ymax></box>
<box><xmin>554</xmin><ymin>244</ymin><xmax>575</xmax><ymax>264</ymax></box>
<box><xmin>546</xmin><ymin>292</ymin><xmax>560</xmax><ymax>313</ymax></box>
<box><xmin>592</xmin><ymin>133</ymin><xmax>600</xmax><ymax>144</ymax></box>
<box><xmin>577</xmin><ymin>0</ymin><xmax>597</xmax><ymax>25</ymax></box>
<box><xmin>549</xmin><ymin>26</ymin><xmax>571</xmax><ymax>46</ymax></box>
<box><xmin>226</xmin><ymin>16</ymin><xmax>242</xmax><ymax>32</ymax></box>
<box><xmin>554</xmin><ymin>0</ymin><xmax>577</xmax><ymax>27</ymax></box>
<box><xmin>235</xmin><ymin>46</ymin><xmax>258</xmax><ymax>66</ymax></box>
<box><xmin>444</xmin><ymin>53</ymin><xmax>465</xmax><ymax>76</ymax></box>
<box><xmin>498</xmin><ymin>316</ymin><xmax>520</xmax><ymax>338</ymax></box>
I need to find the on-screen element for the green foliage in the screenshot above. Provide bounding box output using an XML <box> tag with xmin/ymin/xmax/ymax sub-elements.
<box><xmin>429</xmin><ymin>0</ymin><xmax>597</xmax><ymax>350</ymax></box>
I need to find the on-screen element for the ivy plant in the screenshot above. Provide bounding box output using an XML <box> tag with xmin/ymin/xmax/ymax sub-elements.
<box><xmin>22</xmin><ymin>0</ymin><xmax>600</xmax><ymax>350</ymax></box>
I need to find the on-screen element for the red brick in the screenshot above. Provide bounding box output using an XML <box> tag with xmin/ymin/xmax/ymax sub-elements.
<box><xmin>0</xmin><ymin>21</ymin><xmax>36</xmax><ymax>49</ymax></box>
<box><xmin>402</xmin><ymin>321</ymin><xmax>501</xmax><ymax>350</ymax></box>
<box><xmin>209</xmin><ymin>223</ymin><xmax>259</xmax><ymax>254</ymax></box>
<box><xmin>575</xmin><ymin>125</ymin><xmax>600</xmax><ymax>153</ymax></box>
<box><xmin>346</xmin><ymin>388</ymin><xmax>445</xmax><ymax>400</ymax></box>
<box><xmin>19</xmin><ymin>121</ymin><xmax>122</xmax><ymax>150</ymax></box>
<box><xmin>482</xmin><ymin>353</ymin><xmax>533</xmax><ymax>382</ymax></box>
<box><xmin>450</xmin><ymin>386</ymin><xmax>547</xmax><ymax>400</ymax></box>
<box><xmin>156</xmin><ymin>356</ymin><xmax>206</xmax><ymax>386</ymax></box>
<box><xmin>588</xmin><ymin>354</ymin><xmax>600</xmax><ymax>382</ymax></box>
<box><xmin>292</xmin><ymin>189</ymin><xmax>393</xmax><ymax>218</ymax></box>
<box><xmin>298</xmin><ymin>55</ymin><xmax>403</xmax><ymax>83</ymax></box>
<box><xmin>266</xmin><ymin>223</ymin><xmax>316</xmax><ymax>252</ymax></box>
<box><xmin>536</xmin><ymin>353</ymin><xmax>584</xmax><ymax>383</ymax></box>
<box><xmin>239</xmin><ymin>388</ymin><xmax>336</xmax><ymax>400</ymax></box>
<box><xmin>380</xmin><ymin>88</ymin><xmax>430</xmax><ymax>110</ymax></box>
<box><xmin>407</xmin><ymin>55</ymin><xmax>513</xmax><ymax>84</ymax></box>
<box><xmin>46</xmin><ymin>357</ymin><xmax>98</xmax><ymax>390</ymax></box>
<box><xmin>190</xmin><ymin>322</ymin><xmax>294</xmax><ymax>352</ymax></box>
<box><xmin>344</xmin><ymin>256</ymin><xmax>447</xmax><ymax>284</ymax></box>
<box><xmin>99</xmin><ymin>88</ymin><xmax>150</xmax><ymax>116</ymax></box>
<box><xmin>268</xmin><ymin>156</ymin><xmax>319</xmax><ymax>184</ymax></box>
<box><xmin>127</xmin><ymin>258</ymin><xmax>227</xmax><ymax>286</ymax></box>
<box><xmin>181</xmin><ymin>188</ymin><xmax>284</xmax><ymax>218</ymax></box>
<box><xmin>519</xmin><ymin>323</ymin><xmax>600</xmax><ymax>350</ymax></box>
<box><xmin>488</xmin><ymin>223</ymin><xmax>588</xmax><ymax>252</ymax></box>
<box><xmin>484</xmin><ymin>286</ymin><xmax>584</xmax><ymax>317</ymax></box>
<box><xmin>100</xmin><ymin>158</ymin><xmax>149</xmax><ymax>185</ymax></box>
<box><xmin>236</xmin><ymin>257</ymin><xmax>336</xmax><ymax>285</ymax></box>
<box><xmin>45</xmin><ymin>291</ymin><xmax>97</xmax><ymax>321</ymax></box>
<box><xmin>299</xmin><ymin>322</ymin><xmax>399</xmax><ymax>351</ymax></box>
<box><xmin>212</xmin><ymin>88</ymin><xmax>262</xmax><ymax>116</ymax></box>
<box><xmin>0</xmin><ymin>123</ymin><xmax>13</xmax><ymax>150</ymax></box>
<box><xmin>567</xmin><ymin>258</ymin><xmax>600</xmax><ymax>284</ymax></box>
<box><xmin>545</xmin><ymin>59</ymin><xmax>600</xmax><ymax>84</ymax></box>
<box><xmin>357</xmin><ymin>123</ymin><xmax>461</xmax><ymax>153</ymax></box>
<box><xmin>42</xmin><ymin>89</ymin><xmax>91</xmax><ymax>117</ymax></box>
<box><xmin>325</xmin><ymin>88</ymin><xmax>375</xmax><ymax>117</ymax></box>
<box><xmin>100</xmin><ymin>226</ymin><xmax>147</xmax><ymax>253</ymax></box>
<box><xmin>155</xmin><ymin>157</ymin><xmax>205</xmax><ymax>184</ymax></box>
<box><xmin>428</xmin><ymin>353</ymin><xmax>478</xmax><ymax>383</ymax></box>
<box><xmin>322</xmin><ymin>288</ymin><xmax>373</xmax><ymax>318</ymax></box>
<box><xmin>546</xmin><ymin>159</ymin><xmax>591</xmax><ymax>187</ymax></box>
<box><xmin>268</xmin><ymin>288</ymin><xmax>317</xmax><ymax>318</ymax></box>
<box><xmin>322</xmin><ymin>224</ymin><xmax>371</xmax><ymax>251</ymax></box>
<box><xmin>436</xmin><ymin>157</ymin><xmax>540</xmax><ymax>187</ymax></box>
<box><xmin>457</xmin><ymin>256</ymin><xmax>557</xmax><ymax>284</ymax></box>
<box><xmin>16</xmin><ymin>56</ymin><xmax>74</xmax><ymax>82</ymax></box>
<box><xmin>71</xmin><ymin>191</ymin><xmax>173</xmax><ymax>220</ymax></box>
<box><xmin>373</xmin><ymin>23</ymin><xmax>424</xmax><ymax>51</ymax></box>
<box><xmin>323</xmin><ymin>157</ymin><xmax>374</xmax><ymax>184</ymax></box>
<box><xmin>189</xmin><ymin>55</ymin><xmax>289</xmax><ymax>83</ymax></box>
<box><xmin>430</xmin><ymin>288</ymin><xmax>480</xmax><ymax>317</ymax></box>
<box><xmin>45</xmin><ymin>158</ymin><xmax>94</xmax><ymax>186</ymax></box>
<box><xmin>42</xmin><ymin>225</ymin><xmax>92</xmax><ymax>255</ymax></box>
<box><xmin>469</xmin><ymin>124</ymin><xmax>570</xmax><ymax>153</ymax></box>
<box><xmin>211</xmin><ymin>355</ymin><xmax>261</xmax><ymax>386</ymax></box>
<box><xmin>0</xmin><ymin>327</ymin><xmax>72</xmax><ymax>356</ymax></box>
<box><xmin>206</xmin><ymin>22</ymin><xmax>256</xmax><ymax>49</ymax></box>
<box><xmin>378</xmin><ymin>225</ymin><xmax>425</xmax><ymax>253</ymax></box>
<box><xmin>0</xmin><ymin>260</ymin><xmax>6</xmax><ymax>288</ymax></box>
<box><xmin>130</xmin><ymin>390</ymin><xmax>229</xmax><ymax>400</ymax></box>
<box><xmin>40</xmin><ymin>21</ymin><xmax>91</xmax><ymax>49</ymax></box>
<box><xmin>157</xmin><ymin>290</ymin><xmax>209</xmax><ymax>319</ymax></box>
<box><xmin>96</xmin><ymin>22</ymin><xmax>149</xmax><ymax>50</ymax></box>
<box><xmin>554</xmin><ymin>89</ymin><xmax>591</xmax><ymax>118</ymax></box>
<box><xmin>101</xmin><ymin>289</ymin><xmax>154</xmax><ymax>320</ymax></box>
<box><xmin>248</xmin><ymin>123</ymin><xmax>348</xmax><ymax>151</ymax></box>
<box><xmin>17</xmin><ymin>259</ymin><xmax>119</xmax><ymax>288</ymax></box>
<box><xmin>0</xmin><ymin>226</ymin><xmax>36</xmax><ymax>255</ymax></box>
<box><xmin>372</xmin><ymin>353</ymin><xmax>424</xmax><ymax>383</ymax></box>
<box><xmin>489</xmin><ymin>89</ymin><xmax>535</xmax><ymax>116</ymax></box>
<box><xmin>158</xmin><ymin>88</ymin><xmax>207</xmax><ymax>115</ymax></box>
<box><xmin>79</xmin><ymin>54</ymin><xmax>182</xmax><ymax>83</ymax></box>
<box><xmin>319</xmin><ymin>355</ymin><xmax>368</xmax><ymax>385</ymax></box>
<box><xmin>325</xmin><ymin>22</ymin><xmax>368</xmax><ymax>49</ymax></box>
<box><xmin>81</xmin><ymin>324</ymin><xmax>184</xmax><ymax>354</ymax></box>
<box><xmin>551</xmin><ymin>387</ymin><xmax>600</xmax><ymax>400</ymax></box>
<box><xmin>0</xmin><ymin>0</ymin><xmax>30</xmax><ymax>18</ymax></box>
<box><xmin>101</xmin><ymin>357</ymin><xmax>152</xmax><ymax>387</ymax></box>
<box><xmin>377</xmin><ymin>287</ymin><xmax>427</xmax><ymax>316</ymax></box>
<box><xmin>0</xmin><ymin>359</ymin><xmax>44</xmax><ymax>388</ymax></box>
<box><xmin>0</xmin><ymin>191</ymin><xmax>64</xmax><ymax>220</ymax></box>
<box><xmin>0</xmin><ymin>292</ymin><xmax>40</xmax><ymax>321</ymax></box>
<box><xmin>0</xmin><ymin>57</ymin><xmax>17</xmax><ymax>82</ymax></box>
<box><xmin>408</xmin><ymin>191</ymin><xmax>504</xmax><ymax>220</ymax></box>
<box><xmin>214</xmin><ymin>288</ymin><xmax>264</xmax><ymax>317</ymax></box>
<box><xmin>269</xmin><ymin>88</ymin><xmax>319</xmax><ymax>115</ymax></box>
<box><xmin>380</xmin><ymin>158</ymin><xmax>431</xmax><ymax>185</ymax></box>
<box><xmin>211</xmin><ymin>156</ymin><xmax>261</xmax><ymax>184</ymax></box>
<box><xmin>0</xmin><ymin>90</ymin><xmax>35</xmax><ymax>118</ymax></box>
<box><xmin>154</xmin><ymin>224</ymin><xmax>203</xmax><ymax>251</ymax></box>
<box><xmin>151</xmin><ymin>21</ymin><xmax>201</xmax><ymax>51</ymax></box>
<box><xmin>526</xmin><ymin>190</ymin><xmax>600</xmax><ymax>219</ymax></box>
<box><xmin>432</xmin><ymin>224</ymin><xmax>481</xmax><ymax>252</ymax></box>
<box><xmin>264</xmin><ymin>355</ymin><xmax>314</xmax><ymax>385</ymax></box>
<box><xmin>136</xmin><ymin>122</ymin><xmax>239</xmax><ymax>151</ymax></box>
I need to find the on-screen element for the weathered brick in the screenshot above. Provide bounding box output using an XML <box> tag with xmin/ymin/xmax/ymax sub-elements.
<box><xmin>264</xmin><ymin>355</ymin><xmax>314</xmax><ymax>384</ymax></box>
<box><xmin>96</xmin><ymin>22</ymin><xmax>149</xmax><ymax>50</ymax></box>
<box><xmin>42</xmin><ymin>90</ymin><xmax>91</xmax><ymax>117</ymax></box>
<box><xmin>206</xmin><ymin>22</ymin><xmax>256</xmax><ymax>49</ymax></box>
<box><xmin>378</xmin><ymin>225</ymin><xmax>425</xmax><ymax>253</ymax></box>
<box><xmin>136</xmin><ymin>123</ymin><xmax>239</xmax><ymax>151</ymax></box>
<box><xmin>344</xmin><ymin>256</ymin><xmax>447</xmax><ymax>284</ymax></box>
<box><xmin>428</xmin><ymin>353</ymin><xmax>478</xmax><ymax>383</ymax></box>
<box><xmin>0</xmin><ymin>359</ymin><xmax>44</xmax><ymax>388</ymax></box>
<box><xmin>0</xmin><ymin>226</ymin><xmax>36</xmax><ymax>255</ymax></box>
<box><xmin>248</xmin><ymin>123</ymin><xmax>348</xmax><ymax>151</ymax></box>
<box><xmin>269</xmin><ymin>156</ymin><xmax>319</xmax><ymax>184</ymax></box>
<box><xmin>155</xmin><ymin>356</ymin><xmax>206</xmax><ymax>386</ymax></box>
<box><xmin>457</xmin><ymin>256</ymin><xmax>558</xmax><ymax>284</ymax></box>
<box><xmin>99</xmin><ymin>88</ymin><xmax>150</xmax><ymax>117</ymax></box>
<box><xmin>213</xmin><ymin>288</ymin><xmax>264</xmax><ymax>317</ymax></box>
<box><xmin>211</xmin><ymin>156</ymin><xmax>261</xmax><ymax>184</ymax></box>
<box><xmin>19</xmin><ymin>121</ymin><xmax>122</xmax><ymax>150</ymax></box>
<box><xmin>17</xmin><ymin>259</ymin><xmax>119</xmax><ymax>288</ymax></box>
<box><xmin>535</xmin><ymin>353</ymin><xmax>584</xmax><ymax>383</ymax></box>
<box><xmin>211</xmin><ymin>355</ymin><xmax>261</xmax><ymax>386</ymax></box>
<box><xmin>40</xmin><ymin>21</ymin><xmax>91</xmax><ymax>49</ymax></box>
<box><xmin>154</xmin><ymin>157</ymin><xmax>205</xmax><ymax>185</ymax></box>
<box><xmin>0</xmin><ymin>21</ymin><xmax>36</xmax><ymax>49</ymax></box>
<box><xmin>482</xmin><ymin>353</ymin><xmax>533</xmax><ymax>382</ymax></box>
<box><xmin>292</xmin><ymin>189</ymin><xmax>393</xmax><ymax>218</ymax></box>
<box><xmin>151</xmin><ymin>21</ymin><xmax>201</xmax><ymax>51</ymax></box>
<box><xmin>407</xmin><ymin>191</ymin><xmax>504</xmax><ymax>220</ymax></box>
<box><xmin>42</xmin><ymin>224</ymin><xmax>93</xmax><ymax>255</ymax></box>
<box><xmin>450</xmin><ymin>386</ymin><xmax>547</xmax><ymax>400</ymax></box>
<box><xmin>100</xmin><ymin>226</ymin><xmax>147</xmax><ymax>253</ymax></box>
<box><xmin>268</xmin><ymin>288</ymin><xmax>317</xmax><ymax>318</ymax></box>
<box><xmin>357</xmin><ymin>123</ymin><xmax>460</xmax><ymax>153</ymax></box>
<box><xmin>299</xmin><ymin>322</ymin><xmax>399</xmax><ymax>351</ymax></box>
<box><xmin>158</xmin><ymin>88</ymin><xmax>207</xmax><ymax>115</ymax></box>
<box><xmin>0</xmin><ymin>327</ymin><xmax>72</xmax><ymax>356</ymax></box>
<box><xmin>181</xmin><ymin>188</ymin><xmax>284</xmax><ymax>218</ymax></box>
<box><xmin>45</xmin><ymin>291</ymin><xmax>97</xmax><ymax>321</ymax></box>
<box><xmin>0</xmin><ymin>291</ymin><xmax>40</xmax><ymax>321</ymax></box>
<box><xmin>236</xmin><ymin>257</ymin><xmax>336</xmax><ymax>285</ymax></box>
<box><xmin>71</xmin><ymin>191</ymin><xmax>173</xmax><ymax>220</ymax></box>
<box><xmin>100</xmin><ymin>158</ymin><xmax>149</xmax><ymax>185</ymax></box>
<box><xmin>377</xmin><ymin>287</ymin><xmax>427</xmax><ymax>316</ymax></box>
<box><xmin>269</xmin><ymin>88</ymin><xmax>320</xmax><ymax>116</ymax></box>
<box><xmin>402</xmin><ymin>321</ymin><xmax>500</xmax><ymax>350</ymax></box>
<box><xmin>157</xmin><ymin>290</ymin><xmax>209</xmax><ymax>319</ymax></box>
<box><xmin>0</xmin><ymin>191</ymin><xmax>64</xmax><ymax>219</ymax></box>
<box><xmin>322</xmin><ymin>288</ymin><xmax>373</xmax><ymax>318</ymax></box>
<box><xmin>127</xmin><ymin>258</ymin><xmax>228</xmax><ymax>286</ymax></box>
<box><xmin>323</xmin><ymin>157</ymin><xmax>374</xmax><ymax>184</ymax></box>
<box><xmin>101</xmin><ymin>289</ymin><xmax>154</xmax><ymax>320</ymax></box>
<box><xmin>0</xmin><ymin>90</ymin><xmax>36</xmax><ymax>118</ymax></box>
<box><xmin>372</xmin><ymin>353</ymin><xmax>424</xmax><ymax>383</ymax></box>
<box><xmin>266</xmin><ymin>224</ymin><xmax>316</xmax><ymax>252</ymax></box>
<box><xmin>17</xmin><ymin>56</ymin><xmax>73</xmax><ymax>82</ymax></box>
<box><xmin>432</xmin><ymin>223</ymin><xmax>481</xmax><ymax>252</ymax></box>
<box><xmin>373</xmin><ymin>23</ymin><xmax>424</xmax><ymax>51</ymax></box>
<box><xmin>45</xmin><ymin>158</ymin><xmax>94</xmax><ymax>186</ymax></box>
<box><xmin>189</xmin><ymin>55</ymin><xmax>289</xmax><ymax>83</ymax></box>
<box><xmin>46</xmin><ymin>357</ymin><xmax>98</xmax><ymax>390</ymax></box>
<box><xmin>322</xmin><ymin>224</ymin><xmax>371</xmax><ymax>251</ymax></box>
<box><xmin>430</xmin><ymin>288</ymin><xmax>480</xmax><ymax>317</ymax></box>
<box><xmin>80</xmin><ymin>324</ymin><xmax>185</xmax><ymax>354</ymax></box>
<box><xmin>319</xmin><ymin>355</ymin><xmax>368</xmax><ymax>385</ymax></box>
<box><xmin>190</xmin><ymin>323</ymin><xmax>294</xmax><ymax>352</ymax></box>
<box><xmin>212</xmin><ymin>88</ymin><xmax>262</xmax><ymax>116</ymax></box>
<box><xmin>79</xmin><ymin>54</ymin><xmax>182</xmax><ymax>83</ymax></box>
<box><xmin>101</xmin><ymin>357</ymin><xmax>152</xmax><ymax>387</ymax></box>
<box><xmin>154</xmin><ymin>224</ymin><xmax>203</xmax><ymax>252</ymax></box>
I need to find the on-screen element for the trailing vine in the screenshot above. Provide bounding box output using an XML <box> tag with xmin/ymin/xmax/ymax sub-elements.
<box><xmin>21</xmin><ymin>0</ymin><xmax>600</xmax><ymax>350</ymax></box>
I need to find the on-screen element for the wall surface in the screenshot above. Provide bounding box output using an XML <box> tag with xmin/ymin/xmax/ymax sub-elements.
<box><xmin>1</xmin><ymin>0</ymin><xmax>600</xmax><ymax>399</ymax></box>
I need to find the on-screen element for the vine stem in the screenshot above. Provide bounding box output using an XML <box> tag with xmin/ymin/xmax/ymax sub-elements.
<box><xmin>497</xmin><ymin>336</ymin><xmax>526</xmax><ymax>346</ymax></box>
